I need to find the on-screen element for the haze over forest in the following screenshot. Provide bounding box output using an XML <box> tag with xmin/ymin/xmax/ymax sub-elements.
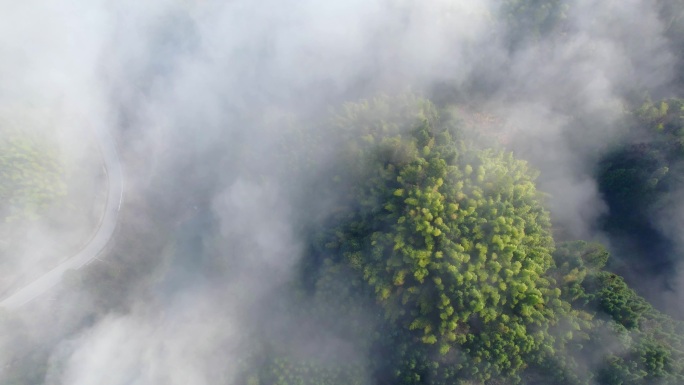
<box><xmin>2</xmin><ymin>0</ymin><xmax>684</xmax><ymax>384</ymax></box>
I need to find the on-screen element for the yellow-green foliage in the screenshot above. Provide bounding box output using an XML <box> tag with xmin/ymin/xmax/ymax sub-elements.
<box><xmin>0</xmin><ymin>127</ymin><xmax>66</xmax><ymax>222</ymax></box>
<box><xmin>324</xmin><ymin>95</ymin><xmax>564</xmax><ymax>382</ymax></box>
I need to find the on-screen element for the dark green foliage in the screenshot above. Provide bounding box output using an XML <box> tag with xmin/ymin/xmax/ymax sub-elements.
<box><xmin>597</xmin><ymin>98</ymin><xmax>684</xmax><ymax>277</ymax></box>
<box><xmin>550</xmin><ymin>241</ymin><xmax>684</xmax><ymax>385</ymax></box>
<box><xmin>596</xmin><ymin>334</ymin><xmax>684</xmax><ymax>385</ymax></box>
<box><xmin>551</xmin><ymin>241</ymin><xmax>609</xmax><ymax>304</ymax></box>
<box><xmin>591</xmin><ymin>273</ymin><xmax>650</xmax><ymax>330</ymax></box>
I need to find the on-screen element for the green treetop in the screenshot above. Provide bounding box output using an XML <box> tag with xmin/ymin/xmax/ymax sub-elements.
<box><xmin>321</xmin><ymin>94</ymin><xmax>567</xmax><ymax>383</ymax></box>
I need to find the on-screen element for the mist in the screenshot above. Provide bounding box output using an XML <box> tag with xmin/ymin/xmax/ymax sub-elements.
<box><xmin>1</xmin><ymin>0</ymin><xmax>683</xmax><ymax>384</ymax></box>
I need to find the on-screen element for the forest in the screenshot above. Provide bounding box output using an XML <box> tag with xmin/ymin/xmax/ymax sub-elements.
<box><xmin>1</xmin><ymin>0</ymin><xmax>684</xmax><ymax>384</ymax></box>
<box><xmin>240</xmin><ymin>94</ymin><xmax>684</xmax><ymax>385</ymax></box>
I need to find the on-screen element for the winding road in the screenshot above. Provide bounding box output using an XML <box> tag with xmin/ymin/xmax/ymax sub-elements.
<box><xmin>0</xmin><ymin>124</ymin><xmax>123</xmax><ymax>310</ymax></box>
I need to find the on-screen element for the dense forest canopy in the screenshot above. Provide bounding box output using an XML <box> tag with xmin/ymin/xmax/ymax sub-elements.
<box><xmin>597</xmin><ymin>99</ymin><xmax>684</xmax><ymax>293</ymax></box>
<box><xmin>231</xmin><ymin>95</ymin><xmax>684</xmax><ymax>385</ymax></box>
<box><xmin>317</xmin><ymin>96</ymin><xmax>563</xmax><ymax>379</ymax></box>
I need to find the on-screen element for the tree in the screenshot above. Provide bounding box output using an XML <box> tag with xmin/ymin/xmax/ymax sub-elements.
<box><xmin>597</xmin><ymin>98</ymin><xmax>684</xmax><ymax>279</ymax></box>
<box><xmin>318</xmin><ymin>94</ymin><xmax>568</xmax><ymax>383</ymax></box>
<box><xmin>0</xmin><ymin>126</ymin><xmax>65</xmax><ymax>223</ymax></box>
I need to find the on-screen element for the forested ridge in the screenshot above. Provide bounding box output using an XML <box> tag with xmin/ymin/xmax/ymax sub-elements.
<box><xmin>266</xmin><ymin>95</ymin><xmax>684</xmax><ymax>385</ymax></box>
<box><xmin>598</xmin><ymin>99</ymin><xmax>684</xmax><ymax>280</ymax></box>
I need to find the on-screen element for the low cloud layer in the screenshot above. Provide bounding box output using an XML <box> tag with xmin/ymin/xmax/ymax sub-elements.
<box><xmin>1</xmin><ymin>0</ymin><xmax>682</xmax><ymax>383</ymax></box>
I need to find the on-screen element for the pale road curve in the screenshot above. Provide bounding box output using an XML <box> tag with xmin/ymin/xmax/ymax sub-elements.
<box><xmin>0</xmin><ymin>124</ymin><xmax>123</xmax><ymax>310</ymax></box>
